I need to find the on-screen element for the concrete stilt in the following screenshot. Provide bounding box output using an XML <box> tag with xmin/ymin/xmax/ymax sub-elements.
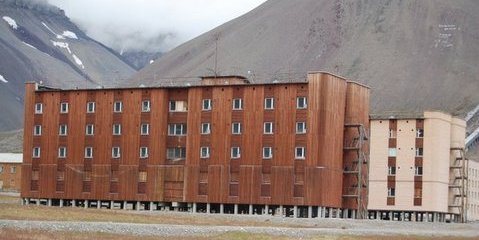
<box><xmin>206</xmin><ymin>203</ymin><xmax>211</xmax><ymax>214</ymax></box>
<box><xmin>136</xmin><ymin>201</ymin><xmax>140</xmax><ymax>211</ymax></box>
<box><xmin>220</xmin><ymin>204</ymin><xmax>224</xmax><ymax>214</ymax></box>
<box><xmin>47</xmin><ymin>199</ymin><xmax>52</xmax><ymax>206</ymax></box>
<box><xmin>293</xmin><ymin>206</ymin><xmax>298</xmax><ymax>218</ymax></box>
<box><xmin>110</xmin><ymin>201</ymin><xmax>114</xmax><ymax>209</ymax></box>
<box><xmin>123</xmin><ymin>201</ymin><xmax>128</xmax><ymax>210</ymax></box>
<box><xmin>328</xmin><ymin>208</ymin><xmax>332</xmax><ymax>218</ymax></box>
<box><xmin>192</xmin><ymin>203</ymin><xmax>197</xmax><ymax>213</ymax></box>
<box><xmin>279</xmin><ymin>205</ymin><xmax>284</xmax><ymax>217</ymax></box>
<box><xmin>234</xmin><ymin>204</ymin><xmax>238</xmax><ymax>214</ymax></box>
<box><xmin>96</xmin><ymin>200</ymin><xmax>100</xmax><ymax>209</ymax></box>
<box><xmin>308</xmin><ymin>206</ymin><xmax>312</xmax><ymax>218</ymax></box>
<box><xmin>149</xmin><ymin>202</ymin><xmax>154</xmax><ymax>211</ymax></box>
<box><xmin>59</xmin><ymin>199</ymin><xmax>63</xmax><ymax>208</ymax></box>
<box><xmin>36</xmin><ymin>199</ymin><xmax>40</xmax><ymax>206</ymax></box>
<box><xmin>343</xmin><ymin>209</ymin><xmax>349</xmax><ymax>219</ymax></box>
<box><xmin>265</xmin><ymin>205</ymin><xmax>269</xmax><ymax>215</ymax></box>
<box><xmin>249</xmin><ymin>204</ymin><xmax>253</xmax><ymax>215</ymax></box>
<box><xmin>84</xmin><ymin>200</ymin><xmax>88</xmax><ymax>209</ymax></box>
<box><xmin>352</xmin><ymin>210</ymin><xmax>356</xmax><ymax>219</ymax></box>
<box><xmin>71</xmin><ymin>200</ymin><xmax>76</xmax><ymax>207</ymax></box>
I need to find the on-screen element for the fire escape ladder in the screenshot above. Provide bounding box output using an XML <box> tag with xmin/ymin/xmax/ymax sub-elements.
<box><xmin>449</xmin><ymin>147</ymin><xmax>468</xmax><ymax>223</ymax></box>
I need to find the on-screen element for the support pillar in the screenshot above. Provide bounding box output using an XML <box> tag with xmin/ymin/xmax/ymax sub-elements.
<box><xmin>206</xmin><ymin>203</ymin><xmax>211</xmax><ymax>214</ymax></box>
<box><xmin>249</xmin><ymin>204</ymin><xmax>253</xmax><ymax>215</ymax></box>
<box><xmin>84</xmin><ymin>200</ymin><xmax>89</xmax><ymax>209</ymax></box>
<box><xmin>336</xmin><ymin>208</ymin><xmax>340</xmax><ymax>218</ymax></box>
<box><xmin>71</xmin><ymin>200</ymin><xmax>76</xmax><ymax>207</ymax></box>
<box><xmin>192</xmin><ymin>203</ymin><xmax>197</xmax><ymax>213</ymax></box>
<box><xmin>59</xmin><ymin>199</ymin><xmax>63</xmax><ymax>208</ymax></box>
<box><xmin>279</xmin><ymin>205</ymin><xmax>284</xmax><ymax>217</ymax></box>
<box><xmin>308</xmin><ymin>206</ymin><xmax>312</xmax><ymax>218</ymax></box>
<box><xmin>47</xmin><ymin>199</ymin><xmax>52</xmax><ymax>206</ymax></box>
<box><xmin>149</xmin><ymin>202</ymin><xmax>154</xmax><ymax>211</ymax></box>
<box><xmin>220</xmin><ymin>204</ymin><xmax>224</xmax><ymax>214</ymax></box>
<box><xmin>343</xmin><ymin>209</ymin><xmax>349</xmax><ymax>219</ymax></box>
<box><xmin>123</xmin><ymin>201</ymin><xmax>128</xmax><ymax>210</ymax></box>
<box><xmin>352</xmin><ymin>210</ymin><xmax>356</xmax><ymax>219</ymax></box>
<box><xmin>36</xmin><ymin>199</ymin><xmax>40</xmax><ymax>206</ymax></box>
<box><xmin>328</xmin><ymin>208</ymin><xmax>333</xmax><ymax>218</ymax></box>
<box><xmin>234</xmin><ymin>204</ymin><xmax>238</xmax><ymax>214</ymax></box>
<box><xmin>110</xmin><ymin>201</ymin><xmax>114</xmax><ymax>209</ymax></box>
<box><xmin>293</xmin><ymin>206</ymin><xmax>298</xmax><ymax>218</ymax></box>
<box><xmin>265</xmin><ymin>205</ymin><xmax>269</xmax><ymax>215</ymax></box>
<box><xmin>96</xmin><ymin>200</ymin><xmax>100</xmax><ymax>209</ymax></box>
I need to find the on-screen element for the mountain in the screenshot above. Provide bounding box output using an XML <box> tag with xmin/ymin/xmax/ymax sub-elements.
<box><xmin>121</xmin><ymin>50</ymin><xmax>163</xmax><ymax>70</ymax></box>
<box><xmin>0</xmin><ymin>0</ymin><xmax>136</xmax><ymax>131</ymax></box>
<box><xmin>133</xmin><ymin>0</ymin><xmax>479</xmax><ymax>117</ymax></box>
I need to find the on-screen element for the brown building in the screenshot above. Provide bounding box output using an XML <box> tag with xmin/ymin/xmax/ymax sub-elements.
<box><xmin>21</xmin><ymin>72</ymin><xmax>369</xmax><ymax>218</ymax></box>
<box><xmin>0</xmin><ymin>153</ymin><xmax>23</xmax><ymax>192</ymax></box>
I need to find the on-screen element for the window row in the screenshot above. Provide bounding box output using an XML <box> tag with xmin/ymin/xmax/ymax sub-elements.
<box><xmin>387</xmin><ymin>166</ymin><xmax>423</xmax><ymax>176</ymax></box>
<box><xmin>34</xmin><ymin>96</ymin><xmax>308</xmax><ymax>115</ymax></box>
<box><xmin>388</xmin><ymin>147</ymin><xmax>423</xmax><ymax>157</ymax></box>
<box><xmin>32</xmin><ymin>146</ymin><xmax>307</xmax><ymax>160</ymax></box>
<box><xmin>34</xmin><ymin>100</ymin><xmax>151</xmax><ymax>114</ymax></box>
<box><xmin>389</xmin><ymin>128</ymin><xmax>424</xmax><ymax>139</ymax></box>
<box><xmin>33</xmin><ymin>122</ymin><xmax>308</xmax><ymax>137</ymax></box>
<box><xmin>0</xmin><ymin>165</ymin><xmax>16</xmax><ymax>174</ymax></box>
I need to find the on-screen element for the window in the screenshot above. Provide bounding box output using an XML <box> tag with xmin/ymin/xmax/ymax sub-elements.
<box><xmin>296</xmin><ymin>97</ymin><xmax>307</xmax><ymax>109</ymax></box>
<box><xmin>168</xmin><ymin>123</ymin><xmax>187</xmax><ymax>136</ymax></box>
<box><xmin>59</xmin><ymin>125</ymin><xmax>67</xmax><ymax>136</ymax></box>
<box><xmin>113</xmin><ymin>124</ymin><xmax>121</xmax><ymax>135</ymax></box>
<box><xmin>33</xmin><ymin>125</ymin><xmax>42</xmax><ymax>136</ymax></box>
<box><xmin>200</xmin><ymin>147</ymin><xmax>210</xmax><ymax>158</ymax></box>
<box><xmin>201</xmin><ymin>123</ymin><xmax>211</xmax><ymax>135</ymax></box>
<box><xmin>138</xmin><ymin>172</ymin><xmax>147</xmax><ymax>182</ymax></box>
<box><xmin>85</xmin><ymin>124</ymin><xmax>94</xmax><ymax>135</ymax></box>
<box><xmin>142</xmin><ymin>100</ymin><xmax>151</xmax><ymax>112</ymax></box>
<box><xmin>232</xmin><ymin>98</ymin><xmax>242</xmax><ymax>110</ymax></box>
<box><xmin>140</xmin><ymin>123</ymin><xmax>150</xmax><ymax>135</ymax></box>
<box><xmin>10</xmin><ymin>166</ymin><xmax>16</xmax><ymax>174</ymax></box>
<box><xmin>388</xmin><ymin>148</ymin><xmax>397</xmax><ymax>157</ymax></box>
<box><xmin>264</xmin><ymin>98</ymin><xmax>274</xmax><ymax>110</ymax></box>
<box><xmin>388</xmin><ymin>188</ymin><xmax>396</xmax><ymax>197</ymax></box>
<box><xmin>389</xmin><ymin>129</ymin><xmax>396</xmax><ymax>138</ymax></box>
<box><xmin>415</xmin><ymin>166</ymin><xmax>423</xmax><ymax>176</ymax></box>
<box><xmin>416</xmin><ymin>128</ymin><xmax>424</xmax><ymax>138</ymax></box>
<box><xmin>263</xmin><ymin>147</ymin><xmax>273</xmax><ymax>159</ymax></box>
<box><xmin>416</xmin><ymin>148</ymin><xmax>423</xmax><ymax>157</ymax></box>
<box><xmin>202</xmin><ymin>99</ymin><xmax>212</xmax><ymax>111</ymax></box>
<box><xmin>85</xmin><ymin>147</ymin><xmax>93</xmax><ymax>158</ymax></box>
<box><xmin>295</xmin><ymin>147</ymin><xmax>306</xmax><ymax>159</ymax></box>
<box><xmin>167</xmin><ymin>147</ymin><xmax>186</xmax><ymax>160</ymax></box>
<box><xmin>232</xmin><ymin>122</ymin><xmax>241</xmax><ymax>134</ymax></box>
<box><xmin>87</xmin><ymin>102</ymin><xmax>95</xmax><ymax>113</ymax></box>
<box><xmin>60</xmin><ymin>102</ymin><xmax>69</xmax><ymax>113</ymax></box>
<box><xmin>169</xmin><ymin>100</ymin><xmax>188</xmax><ymax>112</ymax></box>
<box><xmin>264</xmin><ymin>122</ymin><xmax>273</xmax><ymax>134</ymax></box>
<box><xmin>388</xmin><ymin>166</ymin><xmax>396</xmax><ymax>176</ymax></box>
<box><xmin>35</xmin><ymin>103</ymin><xmax>43</xmax><ymax>114</ymax></box>
<box><xmin>58</xmin><ymin>147</ymin><xmax>67</xmax><ymax>158</ymax></box>
<box><xmin>112</xmin><ymin>147</ymin><xmax>120</xmax><ymax>158</ymax></box>
<box><xmin>296</xmin><ymin>122</ymin><xmax>306</xmax><ymax>134</ymax></box>
<box><xmin>33</xmin><ymin>147</ymin><xmax>40</xmax><ymax>158</ymax></box>
<box><xmin>140</xmin><ymin>147</ymin><xmax>148</xmax><ymax>158</ymax></box>
<box><xmin>231</xmin><ymin>147</ymin><xmax>241</xmax><ymax>159</ymax></box>
<box><xmin>113</xmin><ymin>101</ymin><xmax>123</xmax><ymax>113</ymax></box>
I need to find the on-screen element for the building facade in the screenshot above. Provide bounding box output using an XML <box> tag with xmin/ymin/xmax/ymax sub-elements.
<box><xmin>368</xmin><ymin>111</ymin><xmax>468</xmax><ymax>222</ymax></box>
<box><xmin>21</xmin><ymin>72</ymin><xmax>370</xmax><ymax>218</ymax></box>
<box><xmin>0</xmin><ymin>153</ymin><xmax>23</xmax><ymax>192</ymax></box>
<box><xmin>467</xmin><ymin>159</ymin><xmax>479</xmax><ymax>221</ymax></box>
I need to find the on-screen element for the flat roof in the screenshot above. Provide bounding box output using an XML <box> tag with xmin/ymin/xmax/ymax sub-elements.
<box><xmin>0</xmin><ymin>153</ymin><xmax>23</xmax><ymax>163</ymax></box>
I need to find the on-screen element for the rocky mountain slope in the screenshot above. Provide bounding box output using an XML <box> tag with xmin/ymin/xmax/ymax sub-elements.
<box><xmin>0</xmin><ymin>0</ymin><xmax>136</xmax><ymax>131</ymax></box>
<box><xmin>133</xmin><ymin>0</ymin><xmax>479</xmax><ymax>117</ymax></box>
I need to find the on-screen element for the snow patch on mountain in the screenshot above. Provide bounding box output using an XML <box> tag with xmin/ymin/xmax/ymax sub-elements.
<box><xmin>51</xmin><ymin>40</ymin><xmax>71</xmax><ymax>54</ymax></box>
<box><xmin>22</xmin><ymin>41</ymin><xmax>37</xmax><ymax>49</ymax></box>
<box><xmin>0</xmin><ymin>74</ymin><xmax>8</xmax><ymax>83</ymax></box>
<box><xmin>2</xmin><ymin>16</ymin><xmax>18</xmax><ymax>29</ymax></box>
<box><xmin>61</xmin><ymin>31</ymin><xmax>78</xmax><ymax>39</ymax></box>
<box><xmin>72</xmin><ymin>54</ymin><xmax>84</xmax><ymax>69</ymax></box>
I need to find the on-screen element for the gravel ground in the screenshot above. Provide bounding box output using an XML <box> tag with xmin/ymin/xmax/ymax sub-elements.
<box><xmin>1</xmin><ymin>217</ymin><xmax>478</xmax><ymax>238</ymax></box>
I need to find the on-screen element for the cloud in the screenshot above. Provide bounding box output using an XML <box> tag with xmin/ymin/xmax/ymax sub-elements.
<box><xmin>48</xmin><ymin>0</ymin><xmax>266</xmax><ymax>53</ymax></box>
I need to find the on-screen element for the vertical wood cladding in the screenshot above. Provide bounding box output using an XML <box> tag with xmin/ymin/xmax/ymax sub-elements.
<box><xmin>21</xmin><ymin>72</ymin><xmax>369</xmax><ymax>209</ymax></box>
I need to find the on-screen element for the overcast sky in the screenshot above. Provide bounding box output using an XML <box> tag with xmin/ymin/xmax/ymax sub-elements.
<box><xmin>48</xmin><ymin>0</ymin><xmax>267</xmax><ymax>53</ymax></box>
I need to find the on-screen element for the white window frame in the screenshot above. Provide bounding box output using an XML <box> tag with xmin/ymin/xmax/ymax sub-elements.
<box><xmin>33</xmin><ymin>125</ymin><xmax>42</xmax><ymax>136</ymax></box>
<box><xmin>58</xmin><ymin>147</ymin><xmax>67</xmax><ymax>158</ymax></box>
<box><xmin>86</xmin><ymin>124</ymin><xmax>94</xmax><ymax>136</ymax></box>
<box><xmin>59</xmin><ymin>124</ymin><xmax>68</xmax><ymax>136</ymax></box>
<box><xmin>85</xmin><ymin>147</ymin><xmax>93</xmax><ymax>158</ymax></box>
<box><xmin>140</xmin><ymin>147</ymin><xmax>148</xmax><ymax>158</ymax></box>
<box><xmin>232</xmin><ymin>122</ymin><xmax>241</xmax><ymax>135</ymax></box>
<box><xmin>10</xmin><ymin>166</ymin><xmax>16</xmax><ymax>174</ymax></box>
<box><xmin>415</xmin><ymin>148</ymin><xmax>423</xmax><ymax>157</ymax></box>
<box><xmin>113</xmin><ymin>101</ymin><xmax>123</xmax><ymax>113</ymax></box>
<box><xmin>296</xmin><ymin>97</ymin><xmax>307</xmax><ymax>109</ymax></box>
<box><xmin>263</xmin><ymin>122</ymin><xmax>273</xmax><ymax>134</ymax></box>
<box><xmin>201</xmin><ymin>123</ymin><xmax>211</xmax><ymax>135</ymax></box>
<box><xmin>388</xmin><ymin>166</ymin><xmax>396</xmax><ymax>176</ymax></box>
<box><xmin>389</xmin><ymin>129</ymin><xmax>396</xmax><ymax>139</ymax></box>
<box><xmin>112</xmin><ymin>147</ymin><xmax>120</xmax><ymax>158</ymax></box>
<box><xmin>33</xmin><ymin>147</ymin><xmax>41</xmax><ymax>158</ymax></box>
<box><xmin>140</xmin><ymin>123</ymin><xmax>150</xmax><ymax>135</ymax></box>
<box><xmin>388</xmin><ymin>188</ymin><xmax>396</xmax><ymax>197</ymax></box>
<box><xmin>142</xmin><ymin>100</ymin><xmax>151</xmax><ymax>112</ymax></box>
<box><xmin>200</xmin><ymin>147</ymin><xmax>210</xmax><ymax>158</ymax></box>
<box><xmin>87</xmin><ymin>102</ymin><xmax>95</xmax><ymax>113</ymax></box>
<box><xmin>388</xmin><ymin>148</ymin><xmax>397</xmax><ymax>157</ymax></box>
<box><xmin>35</xmin><ymin>103</ymin><xmax>43</xmax><ymax>114</ymax></box>
<box><xmin>415</xmin><ymin>166</ymin><xmax>423</xmax><ymax>176</ymax></box>
<box><xmin>202</xmin><ymin>99</ymin><xmax>212</xmax><ymax>111</ymax></box>
<box><xmin>231</xmin><ymin>147</ymin><xmax>241</xmax><ymax>159</ymax></box>
<box><xmin>232</xmin><ymin>98</ymin><xmax>243</xmax><ymax>110</ymax></box>
<box><xmin>416</xmin><ymin>128</ymin><xmax>424</xmax><ymax>138</ymax></box>
<box><xmin>60</xmin><ymin>102</ymin><xmax>69</xmax><ymax>113</ymax></box>
<box><xmin>263</xmin><ymin>147</ymin><xmax>273</xmax><ymax>159</ymax></box>
<box><xmin>166</xmin><ymin>147</ymin><xmax>186</xmax><ymax>160</ymax></box>
<box><xmin>112</xmin><ymin>124</ymin><xmax>121</xmax><ymax>135</ymax></box>
<box><xmin>169</xmin><ymin>100</ymin><xmax>188</xmax><ymax>112</ymax></box>
<box><xmin>295</xmin><ymin>147</ymin><xmax>305</xmax><ymax>159</ymax></box>
<box><xmin>168</xmin><ymin>123</ymin><xmax>187</xmax><ymax>136</ymax></box>
<box><xmin>296</xmin><ymin>122</ymin><xmax>306</xmax><ymax>134</ymax></box>
<box><xmin>264</xmin><ymin>98</ymin><xmax>274</xmax><ymax>110</ymax></box>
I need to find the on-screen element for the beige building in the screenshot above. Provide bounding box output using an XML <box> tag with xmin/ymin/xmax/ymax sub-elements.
<box><xmin>0</xmin><ymin>153</ymin><xmax>23</xmax><ymax>192</ymax></box>
<box><xmin>368</xmin><ymin>111</ymin><xmax>468</xmax><ymax>222</ymax></box>
<box><xmin>467</xmin><ymin>160</ymin><xmax>479</xmax><ymax>221</ymax></box>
